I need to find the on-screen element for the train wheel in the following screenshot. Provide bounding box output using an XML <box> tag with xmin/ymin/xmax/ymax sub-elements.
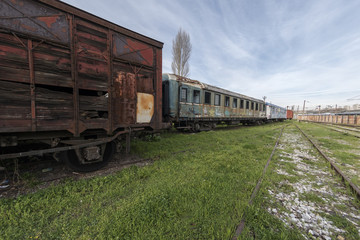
<box><xmin>192</xmin><ymin>123</ymin><xmax>201</xmax><ymax>132</ymax></box>
<box><xmin>211</xmin><ymin>123</ymin><xmax>217</xmax><ymax>129</ymax></box>
<box><xmin>62</xmin><ymin>142</ymin><xmax>115</xmax><ymax>172</ymax></box>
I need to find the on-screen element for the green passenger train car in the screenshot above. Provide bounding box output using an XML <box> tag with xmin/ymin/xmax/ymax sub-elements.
<box><xmin>162</xmin><ymin>73</ymin><xmax>266</xmax><ymax>131</ymax></box>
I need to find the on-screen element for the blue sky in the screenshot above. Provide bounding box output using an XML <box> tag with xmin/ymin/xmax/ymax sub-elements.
<box><xmin>62</xmin><ymin>0</ymin><xmax>360</xmax><ymax>110</ymax></box>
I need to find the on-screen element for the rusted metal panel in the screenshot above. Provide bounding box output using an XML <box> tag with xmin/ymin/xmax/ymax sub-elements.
<box><xmin>112</xmin><ymin>71</ymin><xmax>136</xmax><ymax>126</ymax></box>
<box><xmin>113</xmin><ymin>33</ymin><xmax>154</xmax><ymax>66</ymax></box>
<box><xmin>153</xmin><ymin>48</ymin><xmax>163</xmax><ymax>129</ymax></box>
<box><xmin>0</xmin><ymin>0</ymin><xmax>69</xmax><ymax>44</ymax></box>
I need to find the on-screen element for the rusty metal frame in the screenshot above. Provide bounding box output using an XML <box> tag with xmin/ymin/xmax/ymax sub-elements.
<box><xmin>0</xmin><ymin>128</ymin><xmax>142</xmax><ymax>160</ymax></box>
<box><xmin>107</xmin><ymin>29</ymin><xmax>113</xmax><ymax>134</ymax></box>
<box><xmin>27</xmin><ymin>39</ymin><xmax>37</xmax><ymax>131</ymax></box>
<box><xmin>69</xmin><ymin>14</ymin><xmax>80</xmax><ymax>136</ymax></box>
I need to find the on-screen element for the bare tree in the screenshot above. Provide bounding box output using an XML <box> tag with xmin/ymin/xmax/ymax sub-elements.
<box><xmin>171</xmin><ymin>28</ymin><xmax>192</xmax><ymax>78</ymax></box>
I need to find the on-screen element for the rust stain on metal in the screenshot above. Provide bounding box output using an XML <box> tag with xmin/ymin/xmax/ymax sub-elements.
<box><xmin>10</xmin><ymin>0</ymin><xmax>22</xmax><ymax>5</ymax></box>
<box><xmin>20</xmin><ymin>24</ymin><xmax>37</xmax><ymax>32</ymax></box>
<box><xmin>37</xmin><ymin>16</ymin><xmax>60</xmax><ymax>28</ymax></box>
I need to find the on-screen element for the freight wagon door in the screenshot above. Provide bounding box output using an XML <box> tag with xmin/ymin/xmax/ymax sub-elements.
<box><xmin>112</xmin><ymin>33</ymin><xmax>156</xmax><ymax>127</ymax></box>
<box><xmin>112</xmin><ymin>71</ymin><xmax>154</xmax><ymax>126</ymax></box>
<box><xmin>113</xmin><ymin>71</ymin><xmax>137</xmax><ymax>127</ymax></box>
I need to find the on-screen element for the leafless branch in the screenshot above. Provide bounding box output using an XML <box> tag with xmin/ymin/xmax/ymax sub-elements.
<box><xmin>171</xmin><ymin>28</ymin><xmax>192</xmax><ymax>78</ymax></box>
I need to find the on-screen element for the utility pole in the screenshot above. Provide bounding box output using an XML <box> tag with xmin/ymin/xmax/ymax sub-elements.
<box><xmin>303</xmin><ymin>100</ymin><xmax>306</xmax><ymax>114</ymax></box>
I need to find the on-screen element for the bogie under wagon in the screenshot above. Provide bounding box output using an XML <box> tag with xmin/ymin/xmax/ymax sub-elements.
<box><xmin>0</xmin><ymin>0</ymin><xmax>163</xmax><ymax>171</ymax></box>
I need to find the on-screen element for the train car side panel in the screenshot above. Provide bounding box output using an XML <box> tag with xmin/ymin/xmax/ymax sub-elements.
<box><xmin>0</xmin><ymin>0</ymin><xmax>163</xmax><ymax>170</ymax></box>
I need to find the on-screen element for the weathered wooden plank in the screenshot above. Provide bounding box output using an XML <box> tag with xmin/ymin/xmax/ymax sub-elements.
<box><xmin>0</xmin><ymin>65</ymin><xmax>30</xmax><ymax>83</ymax></box>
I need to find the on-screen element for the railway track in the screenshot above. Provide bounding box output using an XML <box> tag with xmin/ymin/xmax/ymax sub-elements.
<box><xmin>319</xmin><ymin>124</ymin><xmax>360</xmax><ymax>138</ymax></box>
<box><xmin>233</xmin><ymin>123</ymin><xmax>360</xmax><ymax>239</ymax></box>
<box><xmin>295</xmin><ymin>124</ymin><xmax>360</xmax><ymax>198</ymax></box>
<box><xmin>233</xmin><ymin>125</ymin><xmax>286</xmax><ymax>239</ymax></box>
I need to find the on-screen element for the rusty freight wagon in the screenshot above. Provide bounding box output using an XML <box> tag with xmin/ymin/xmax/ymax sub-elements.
<box><xmin>0</xmin><ymin>0</ymin><xmax>163</xmax><ymax>171</ymax></box>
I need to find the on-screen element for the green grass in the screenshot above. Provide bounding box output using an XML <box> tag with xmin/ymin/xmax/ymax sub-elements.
<box><xmin>1</xmin><ymin>123</ymin><xmax>300</xmax><ymax>239</ymax></box>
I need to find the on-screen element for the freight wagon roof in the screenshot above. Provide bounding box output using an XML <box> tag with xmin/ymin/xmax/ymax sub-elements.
<box><xmin>38</xmin><ymin>0</ymin><xmax>164</xmax><ymax>48</ymax></box>
<box><xmin>162</xmin><ymin>73</ymin><xmax>264</xmax><ymax>103</ymax></box>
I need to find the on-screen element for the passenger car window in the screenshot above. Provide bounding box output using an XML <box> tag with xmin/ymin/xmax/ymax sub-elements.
<box><xmin>246</xmin><ymin>101</ymin><xmax>249</xmax><ymax>109</ymax></box>
<box><xmin>233</xmin><ymin>98</ymin><xmax>237</xmax><ymax>108</ymax></box>
<box><xmin>205</xmin><ymin>91</ymin><xmax>211</xmax><ymax>104</ymax></box>
<box><xmin>180</xmin><ymin>88</ymin><xmax>187</xmax><ymax>102</ymax></box>
<box><xmin>240</xmin><ymin>99</ymin><xmax>244</xmax><ymax>108</ymax></box>
<box><xmin>215</xmin><ymin>94</ymin><xmax>221</xmax><ymax>106</ymax></box>
<box><xmin>193</xmin><ymin>90</ymin><xmax>200</xmax><ymax>104</ymax></box>
<box><xmin>225</xmin><ymin>96</ymin><xmax>230</xmax><ymax>107</ymax></box>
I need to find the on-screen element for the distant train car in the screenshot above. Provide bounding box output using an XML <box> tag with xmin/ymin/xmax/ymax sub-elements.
<box><xmin>298</xmin><ymin>112</ymin><xmax>360</xmax><ymax>126</ymax></box>
<box><xmin>286</xmin><ymin>110</ymin><xmax>294</xmax><ymax>119</ymax></box>
<box><xmin>266</xmin><ymin>103</ymin><xmax>287</xmax><ymax>121</ymax></box>
<box><xmin>162</xmin><ymin>74</ymin><xmax>266</xmax><ymax>131</ymax></box>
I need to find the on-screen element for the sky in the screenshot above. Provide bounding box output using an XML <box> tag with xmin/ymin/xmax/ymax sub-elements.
<box><xmin>62</xmin><ymin>0</ymin><xmax>360</xmax><ymax>110</ymax></box>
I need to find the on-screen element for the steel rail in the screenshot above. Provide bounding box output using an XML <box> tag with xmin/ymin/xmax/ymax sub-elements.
<box><xmin>323</xmin><ymin>126</ymin><xmax>360</xmax><ymax>139</ymax></box>
<box><xmin>232</xmin><ymin>125</ymin><xmax>286</xmax><ymax>240</ymax></box>
<box><xmin>295</xmin><ymin>124</ymin><xmax>360</xmax><ymax>199</ymax></box>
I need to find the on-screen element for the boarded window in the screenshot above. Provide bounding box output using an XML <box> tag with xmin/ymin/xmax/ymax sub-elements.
<box><xmin>215</xmin><ymin>94</ymin><xmax>221</xmax><ymax>106</ymax></box>
<box><xmin>240</xmin><ymin>99</ymin><xmax>244</xmax><ymax>108</ymax></box>
<box><xmin>205</xmin><ymin>91</ymin><xmax>211</xmax><ymax>104</ymax></box>
<box><xmin>180</xmin><ymin>88</ymin><xmax>187</xmax><ymax>102</ymax></box>
<box><xmin>233</xmin><ymin>98</ymin><xmax>238</xmax><ymax>108</ymax></box>
<box><xmin>225</xmin><ymin>96</ymin><xmax>230</xmax><ymax>107</ymax></box>
<box><xmin>193</xmin><ymin>90</ymin><xmax>200</xmax><ymax>104</ymax></box>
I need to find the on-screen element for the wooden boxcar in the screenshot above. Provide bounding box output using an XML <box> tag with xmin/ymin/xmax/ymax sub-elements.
<box><xmin>0</xmin><ymin>0</ymin><xmax>163</xmax><ymax>171</ymax></box>
<box><xmin>162</xmin><ymin>73</ymin><xmax>266</xmax><ymax>131</ymax></box>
